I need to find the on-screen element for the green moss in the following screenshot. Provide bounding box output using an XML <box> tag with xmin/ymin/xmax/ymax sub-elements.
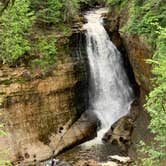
<box><xmin>15</xmin><ymin>78</ymin><xmax>27</xmax><ymax>84</ymax></box>
<box><xmin>0</xmin><ymin>92</ymin><xmax>6</xmax><ymax>95</ymax></box>
<box><xmin>58</xmin><ymin>24</ymin><xmax>72</xmax><ymax>36</ymax></box>
<box><xmin>0</xmin><ymin>79</ymin><xmax>12</xmax><ymax>86</ymax></box>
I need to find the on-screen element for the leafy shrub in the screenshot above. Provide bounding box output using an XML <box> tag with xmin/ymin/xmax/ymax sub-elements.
<box><xmin>31</xmin><ymin>0</ymin><xmax>80</xmax><ymax>24</ymax></box>
<box><xmin>0</xmin><ymin>0</ymin><xmax>35</xmax><ymax>64</ymax></box>
<box><xmin>142</xmin><ymin>27</ymin><xmax>166</xmax><ymax>165</ymax></box>
<box><xmin>62</xmin><ymin>0</ymin><xmax>79</xmax><ymax>22</ymax></box>
<box><xmin>106</xmin><ymin>0</ymin><xmax>128</xmax><ymax>8</ymax></box>
<box><xmin>30</xmin><ymin>38</ymin><xmax>57</xmax><ymax>72</ymax></box>
<box><xmin>31</xmin><ymin>0</ymin><xmax>62</xmax><ymax>24</ymax></box>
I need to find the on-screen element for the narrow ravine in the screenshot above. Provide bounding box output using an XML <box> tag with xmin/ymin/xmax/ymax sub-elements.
<box><xmin>83</xmin><ymin>8</ymin><xmax>134</xmax><ymax>140</ymax></box>
<box><xmin>1</xmin><ymin>0</ymin><xmax>163</xmax><ymax>165</ymax></box>
<box><xmin>43</xmin><ymin>8</ymin><xmax>136</xmax><ymax>166</ymax></box>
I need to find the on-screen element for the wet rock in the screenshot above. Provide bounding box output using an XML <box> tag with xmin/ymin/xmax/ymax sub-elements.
<box><xmin>108</xmin><ymin>155</ymin><xmax>131</xmax><ymax>164</ymax></box>
<box><xmin>102</xmin><ymin>115</ymin><xmax>134</xmax><ymax>151</ymax></box>
<box><xmin>72</xmin><ymin>15</ymin><xmax>87</xmax><ymax>33</ymax></box>
<box><xmin>75</xmin><ymin>160</ymin><xmax>121</xmax><ymax>166</ymax></box>
<box><xmin>130</xmin><ymin>99</ymin><xmax>140</xmax><ymax>121</ymax></box>
<box><xmin>40</xmin><ymin>159</ymin><xmax>72</xmax><ymax>166</ymax></box>
<box><xmin>0</xmin><ymin>56</ymin><xmax>88</xmax><ymax>164</ymax></box>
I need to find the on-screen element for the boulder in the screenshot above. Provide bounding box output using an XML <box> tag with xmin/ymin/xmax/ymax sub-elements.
<box><xmin>102</xmin><ymin>115</ymin><xmax>134</xmax><ymax>151</ymax></box>
<box><xmin>54</xmin><ymin>111</ymin><xmax>98</xmax><ymax>155</ymax></box>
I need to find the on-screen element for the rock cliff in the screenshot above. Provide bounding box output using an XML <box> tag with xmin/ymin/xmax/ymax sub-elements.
<box><xmin>0</xmin><ymin>32</ymin><xmax>89</xmax><ymax>164</ymax></box>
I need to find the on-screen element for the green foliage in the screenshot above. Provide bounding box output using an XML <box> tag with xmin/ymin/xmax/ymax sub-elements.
<box><xmin>143</xmin><ymin>28</ymin><xmax>166</xmax><ymax>165</ymax></box>
<box><xmin>31</xmin><ymin>0</ymin><xmax>106</xmax><ymax>24</ymax></box>
<box><xmin>0</xmin><ymin>160</ymin><xmax>11</xmax><ymax>166</ymax></box>
<box><xmin>30</xmin><ymin>38</ymin><xmax>57</xmax><ymax>72</ymax></box>
<box><xmin>125</xmin><ymin>0</ymin><xmax>165</xmax><ymax>47</ymax></box>
<box><xmin>106</xmin><ymin>0</ymin><xmax>123</xmax><ymax>6</ymax></box>
<box><xmin>0</xmin><ymin>0</ymin><xmax>35</xmax><ymax>64</ymax></box>
<box><xmin>106</xmin><ymin>0</ymin><xmax>128</xmax><ymax>9</ymax></box>
<box><xmin>128</xmin><ymin>1</ymin><xmax>166</xmax><ymax>165</ymax></box>
<box><xmin>31</xmin><ymin>0</ymin><xmax>80</xmax><ymax>24</ymax></box>
<box><xmin>0</xmin><ymin>0</ymin><xmax>106</xmax><ymax>66</ymax></box>
<box><xmin>31</xmin><ymin>0</ymin><xmax>63</xmax><ymax>24</ymax></box>
<box><xmin>62</xmin><ymin>0</ymin><xmax>79</xmax><ymax>22</ymax></box>
<box><xmin>78</xmin><ymin>0</ymin><xmax>106</xmax><ymax>10</ymax></box>
<box><xmin>58</xmin><ymin>24</ymin><xmax>72</xmax><ymax>36</ymax></box>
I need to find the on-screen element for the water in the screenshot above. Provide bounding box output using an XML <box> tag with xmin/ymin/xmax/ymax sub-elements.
<box><xmin>83</xmin><ymin>8</ymin><xmax>134</xmax><ymax>143</ymax></box>
<box><xmin>40</xmin><ymin>8</ymin><xmax>135</xmax><ymax>165</ymax></box>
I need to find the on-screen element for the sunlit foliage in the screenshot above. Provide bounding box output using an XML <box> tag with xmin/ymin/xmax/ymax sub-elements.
<box><xmin>0</xmin><ymin>0</ymin><xmax>35</xmax><ymax>64</ymax></box>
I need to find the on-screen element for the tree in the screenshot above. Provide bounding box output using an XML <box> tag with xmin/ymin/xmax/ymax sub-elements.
<box><xmin>31</xmin><ymin>0</ymin><xmax>63</xmax><ymax>25</ymax></box>
<box><xmin>0</xmin><ymin>0</ymin><xmax>35</xmax><ymax>64</ymax></box>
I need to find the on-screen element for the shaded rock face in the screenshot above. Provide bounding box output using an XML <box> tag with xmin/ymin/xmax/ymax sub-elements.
<box><xmin>0</xmin><ymin>32</ymin><xmax>89</xmax><ymax>164</ymax></box>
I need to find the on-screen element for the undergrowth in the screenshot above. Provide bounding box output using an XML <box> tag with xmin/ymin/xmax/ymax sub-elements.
<box><xmin>106</xmin><ymin>0</ymin><xmax>166</xmax><ymax>165</ymax></box>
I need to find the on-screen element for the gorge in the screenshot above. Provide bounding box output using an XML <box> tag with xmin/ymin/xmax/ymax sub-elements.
<box><xmin>0</xmin><ymin>7</ymin><xmax>145</xmax><ymax>165</ymax></box>
<box><xmin>0</xmin><ymin>0</ymin><xmax>164</xmax><ymax>165</ymax></box>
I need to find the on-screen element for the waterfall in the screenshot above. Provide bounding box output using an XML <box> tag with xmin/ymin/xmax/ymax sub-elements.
<box><xmin>83</xmin><ymin>8</ymin><xmax>134</xmax><ymax>140</ymax></box>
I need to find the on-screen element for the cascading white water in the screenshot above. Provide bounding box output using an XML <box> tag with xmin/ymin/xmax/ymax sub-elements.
<box><xmin>83</xmin><ymin>8</ymin><xmax>134</xmax><ymax>140</ymax></box>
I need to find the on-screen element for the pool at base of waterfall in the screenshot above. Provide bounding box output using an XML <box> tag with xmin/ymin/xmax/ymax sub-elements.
<box><xmin>56</xmin><ymin>143</ymin><xmax>128</xmax><ymax>165</ymax></box>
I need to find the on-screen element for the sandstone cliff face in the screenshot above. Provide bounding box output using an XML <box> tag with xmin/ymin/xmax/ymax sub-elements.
<box><xmin>0</xmin><ymin>32</ymin><xmax>89</xmax><ymax>164</ymax></box>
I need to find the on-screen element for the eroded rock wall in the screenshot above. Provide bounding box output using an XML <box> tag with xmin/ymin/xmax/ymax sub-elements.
<box><xmin>0</xmin><ymin>33</ymin><xmax>88</xmax><ymax>164</ymax></box>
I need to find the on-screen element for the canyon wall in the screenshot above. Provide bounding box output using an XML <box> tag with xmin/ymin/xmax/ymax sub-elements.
<box><xmin>0</xmin><ymin>32</ymin><xmax>89</xmax><ymax>164</ymax></box>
